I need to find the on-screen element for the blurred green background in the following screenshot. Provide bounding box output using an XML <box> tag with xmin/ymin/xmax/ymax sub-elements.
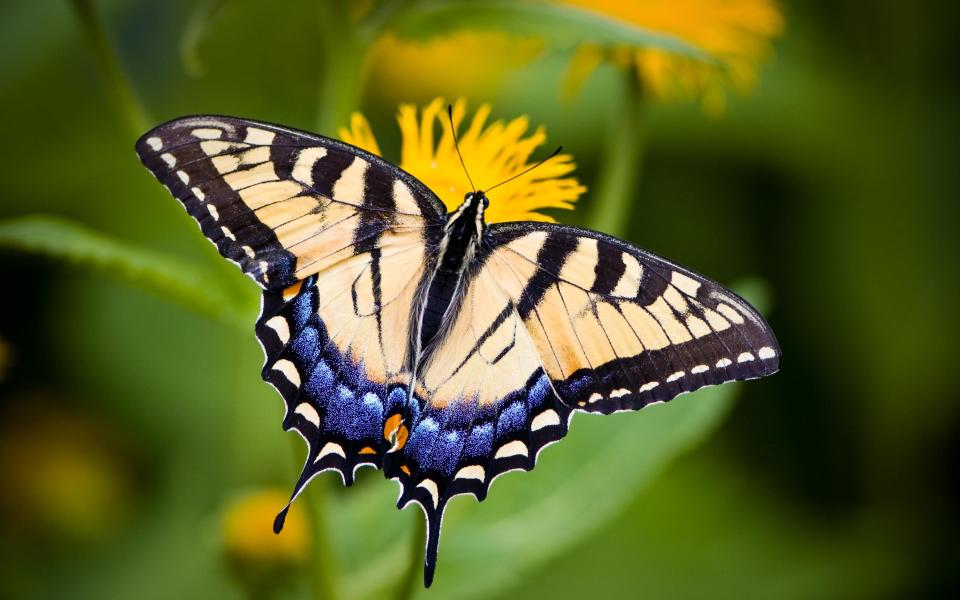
<box><xmin>1</xmin><ymin>1</ymin><xmax>957</xmax><ymax>599</ymax></box>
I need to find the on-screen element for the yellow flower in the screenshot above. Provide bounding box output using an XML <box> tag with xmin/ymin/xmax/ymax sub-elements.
<box><xmin>340</xmin><ymin>98</ymin><xmax>586</xmax><ymax>223</ymax></box>
<box><xmin>221</xmin><ymin>489</ymin><xmax>309</xmax><ymax>566</ymax></box>
<box><xmin>0</xmin><ymin>400</ymin><xmax>133</xmax><ymax>544</ymax></box>
<box><xmin>564</xmin><ymin>0</ymin><xmax>784</xmax><ymax>113</ymax></box>
<box><xmin>220</xmin><ymin>489</ymin><xmax>310</xmax><ymax>593</ymax></box>
<box><xmin>366</xmin><ymin>32</ymin><xmax>543</xmax><ymax>105</ymax></box>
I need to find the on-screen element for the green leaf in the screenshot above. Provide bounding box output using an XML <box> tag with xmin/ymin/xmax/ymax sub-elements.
<box><xmin>0</xmin><ymin>215</ymin><xmax>251</xmax><ymax>330</ymax></box>
<box><xmin>330</xmin><ymin>283</ymin><xmax>770</xmax><ymax>598</ymax></box>
<box><xmin>179</xmin><ymin>0</ymin><xmax>229</xmax><ymax>78</ymax></box>
<box><xmin>392</xmin><ymin>0</ymin><xmax>707</xmax><ymax>56</ymax></box>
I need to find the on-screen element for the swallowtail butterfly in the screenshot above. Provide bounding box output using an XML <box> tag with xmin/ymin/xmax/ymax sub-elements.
<box><xmin>136</xmin><ymin>115</ymin><xmax>779</xmax><ymax>586</ymax></box>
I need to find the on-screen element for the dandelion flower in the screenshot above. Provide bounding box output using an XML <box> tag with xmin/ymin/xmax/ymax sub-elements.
<box><xmin>339</xmin><ymin>98</ymin><xmax>586</xmax><ymax>223</ymax></box>
<box><xmin>564</xmin><ymin>0</ymin><xmax>784</xmax><ymax>113</ymax></box>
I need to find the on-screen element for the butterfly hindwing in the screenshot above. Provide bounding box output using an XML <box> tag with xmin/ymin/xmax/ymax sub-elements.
<box><xmin>390</xmin><ymin>263</ymin><xmax>573</xmax><ymax>585</ymax></box>
<box><xmin>256</xmin><ymin>237</ymin><xmax>433</xmax><ymax>529</ymax></box>
<box><xmin>135</xmin><ymin>115</ymin><xmax>446</xmax><ymax>289</ymax></box>
<box><xmin>486</xmin><ymin>222</ymin><xmax>780</xmax><ymax>414</ymax></box>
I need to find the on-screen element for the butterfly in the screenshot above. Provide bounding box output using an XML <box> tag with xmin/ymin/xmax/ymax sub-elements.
<box><xmin>135</xmin><ymin>115</ymin><xmax>779</xmax><ymax>587</ymax></box>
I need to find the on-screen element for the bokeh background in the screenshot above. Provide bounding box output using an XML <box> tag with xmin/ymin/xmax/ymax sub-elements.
<box><xmin>1</xmin><ymin>1</ymin><xmax>958</xmax><ymax>599</ymax></box>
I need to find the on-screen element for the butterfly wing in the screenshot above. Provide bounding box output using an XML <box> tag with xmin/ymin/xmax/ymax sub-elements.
<box><xmin>399</xmin><ymin>221</ymin><xmax>779</xmax><ymax>584</ymax></box>
<box><xmin>395</xmin><ymin>261</ymin><xmax>570</xmax><ymax>585</ymax></box>
<box><xmin>135</xmin><ymin>115</ymin><xmax>446</xmax><ymax>522</ymax></box>
<box><xmin>486</xmin><ymin>222</ymin><xmax>780</xmax><ymax>414</ymax></box>
<box><xmin>135</xmin><ymin>115</ymin><xmax>445</xmax><ymax>288</ymax></box>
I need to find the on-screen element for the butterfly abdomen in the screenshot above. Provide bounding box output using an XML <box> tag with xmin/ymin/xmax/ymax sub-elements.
<box><xmin>417</xmin><ymin>201</ymin><xmax>484</xmax><ymax>354</ymax></box>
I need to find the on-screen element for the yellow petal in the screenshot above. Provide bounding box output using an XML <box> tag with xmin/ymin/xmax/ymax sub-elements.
<box><xmin>341</xmin><ymin>98</ymin><xmax>586</xmax><ymax>222</ymax></box>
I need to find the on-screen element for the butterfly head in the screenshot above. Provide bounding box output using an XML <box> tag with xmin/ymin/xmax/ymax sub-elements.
<box><xmin>465</xmin><ymin>190</ymin><xmax>490</xmax><ymax>211</ymax></box>
<box><xmin>447</xmin><ymin>191</ymin><xmax>489</xmax><ymax>240</ymax></box>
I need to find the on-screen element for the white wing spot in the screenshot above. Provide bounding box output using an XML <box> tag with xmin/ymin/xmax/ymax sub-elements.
<box><xmin>220</xmin><ymin>226</ymin><xmax>236</xmax><ymax>241</ymax></box>
<box><xmin>176</xmin><ymin>170</ymin><xmax>190</xmax><ymax>184</ymax></box>
<box><xmin>671</xmin><ymin>271</ymin><xmax>701</xmax><ymax>297</ymax></box>
<box><xmin>737</xmin><ymin>352</ymin><xmax>756</xmax><ymax>363</ymax></box>
<box><xmin>716</xmin><ymin>302</ymin><xmax>746</xmax><ymax>325</ymax></box>
<box><xmin>317</xmin><ymin>442</ymin><xmax>346</xmax><ymax>461</ymax></box>
<box><xmin>242</xmin><ymin>245</ymin><xmax>255</xmax><ymax>259</ymax></box>
<box><xmin>160</xmin><ymin>153</ymin><xmax>176</xmax><ymax>167</ymax></box>
<box><xmin>146</xmin><ymin>136</ymin><xmax>162</xmax><ymax>150</ymax></box>
<box><xmin>273</xmin><ymin>359</ymin><xmax>301</xmax><ymax>387</ymax></box>
<box><xmin>265</xmin><ymin>315</ymin><xmax>290</xmax><ymax>345</ymax></box>
<box><xmin>192</xmin><ymin>128</ymin><xmax>223</xmax><ymax>140</ymax></box>
<box><xmin>494</xmin><ymin>440</ymin><xmax>528</xmax><ymax>459</ymax></box>
<box><xmin>454</xmin><ymin>465</ymin><xmax>485</xmax><ymax>481</ymax></box>
<box><xmin>716</xmin><ymin>358</ymin><xmax>733</xmax><ymax>368</ymax></box>
<box><xmin>244</xmin><ymin>127</ymin><xmax>275</xmax><ymax>145</ymax></box>
<box><xmin>191</xmin><ymin>186</ymin><xmax>205</xmax><ymax>201</ymax></box>
<box><xmin>639</xmin><ymin>381</ymin><xmax>659</xmax><ymax>393</ymax></box>
<box><xmin>417</xmin><ymin>479</ymin><xmax>440</xmax><ymax>508</ymax></box>
<box><xmin>207</xmin><ymin>205</ymin><xmax>219</xmax><ymax>220</ymax></box>
<box><xmin>610</xmin><ymin>388</ymin><xmax>631</xmax><ymax>399</ymax></box>
<box><xmin>294</xmin><ymin>403</ymin><xmax>320</xmax><ymax>427</ymax></box>
<box><xmin>758</xmin><ymin>347</ymin><xmax>776</xmax><ymax>360</ymax></box>
<box><xmin>691</xmin><ymin>365</ymin><xmax>709</xmax><ymax>374</ymax></box>
<box><xmin>531</xmin><ymin>409</ymin><xmax>561</xmax><ymax>431</ymax></box>
<box><xmin>588</xmin><ymin>392</ymin><xmax>604</xmax><ymax>404</ymax></box>
<box><xmin>666</xmin><ymin>371</ymin><xmax>685</xmax><ymax>383</ymax></box>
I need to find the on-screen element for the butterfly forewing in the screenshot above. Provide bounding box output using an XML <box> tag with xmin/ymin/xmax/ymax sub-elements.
<box><xmin>135</xmin><ymin>115</ymin><xmax>445</xmax><ymax>289</ymax></box>
<box><xmin>486</xmin><ymin>222</ymin><xmax>780</xmax><ymax>414</ymax></box>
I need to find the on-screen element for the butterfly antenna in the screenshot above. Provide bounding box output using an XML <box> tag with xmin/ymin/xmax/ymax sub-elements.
<box><xmin>447</xmin><ymin>105</ymin><xmax>476</xmax><ymax>193</ymax></box>
<box><xmin>484</xmin><ymin>146</ymin><xmax>563</xmax><ymax>193</ymax></box>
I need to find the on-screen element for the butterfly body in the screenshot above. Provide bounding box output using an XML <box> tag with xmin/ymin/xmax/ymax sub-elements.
<box><xmin>135</xmin><ymin>115</ymin><xmax>779</xmax><ymax>587</ymax></box>
<box><xmin>416</xmin><ymin>191</ymin><xmax>486</xmax><ymax>363</ymax></box>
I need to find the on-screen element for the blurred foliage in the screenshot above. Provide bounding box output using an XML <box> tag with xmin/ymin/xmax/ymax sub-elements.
<box><xmin>1</xmin><ymin>0</ymin><xmax>958</xmax><ymax>599</ymax></box>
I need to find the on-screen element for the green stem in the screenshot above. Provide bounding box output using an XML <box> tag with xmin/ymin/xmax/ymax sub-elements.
<box><xmin>587</xmin><ymin>64</ymin><xmax>645</xmax><ymax>238</ymax></box>
<box><xmin>394</xmin><ymin>512</ymin><xmax>426</xmax><ymax>600</ymax></box>
<box><xmin>69</xmin><ymin>0</ymin><xmax>149</xmax><ymax>139</ymax></box>
<box><xmin>289</xmin><ymin>439</ymin><xmax>338</xmax><ymax>600</ymax></box>
<box><xmin>315</xmin><ymin>1</ymin><xmax>372</xmax><ymax>135</ymax></box>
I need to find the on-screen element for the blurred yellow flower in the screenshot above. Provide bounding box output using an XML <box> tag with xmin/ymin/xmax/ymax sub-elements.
<box><xmin>221</xmin><ymin>488</ymin><xmax>310</xmax><ymax>593</ymax></box>
<box><xmin>564</xmin><ymin>0</ymin><xmax>784</xmax><ymax>113</ymax></box>
<box><xmin>367</xmin><ymin>32</ymin><xmax>543</xmax><ymax>104</ymax></box>
<box><xmin>340</xmin><ymin>98</ymin><xmax>586</xmax><ymax>223</ymax></box>
<box><xmin>221</xmin><ymin>489</ymin><xmax>309</xmax><ymax>566</ymax></box>
<box><xmin>0</xmin><ymin>401</ymin><xmax>133</xmax><ymax>544</ymax></box>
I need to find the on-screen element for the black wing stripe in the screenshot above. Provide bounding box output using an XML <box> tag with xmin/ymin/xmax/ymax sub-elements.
<box><xmin>516</xmin><ymin>232</ymin><xmax>577</xmax><ymax>319</ymax></box>
<box><xmin>592</xmin><ymin>240</ymin><xmax>626</xmax><ymax>295</ymax></box>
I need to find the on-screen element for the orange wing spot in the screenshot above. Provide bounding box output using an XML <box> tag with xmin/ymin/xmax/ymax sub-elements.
<box><xmin>281</xmin><ymin>280</ymin><xmax>303</xmax><ymax>301</ymax></box>
<box><xmin>358</xmin><ymin>446</ymin><xmax>377</xmax><ymax>455</ymax></box>
<box><xmin>384</xmin><ymin>413</ymin><xmax>403</xmax><ymax>440</ymax></box>
<box><xmin>400</xmin><ymin>465</ymin><xmax>411</xmax><ymax>476</ymax></box>
<box><xmin>395</xmin><ymin>425</ymin><xmax>409</xmax><ymax>450</ymax></box>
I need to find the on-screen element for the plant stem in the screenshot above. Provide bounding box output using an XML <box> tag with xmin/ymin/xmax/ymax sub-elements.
<box><xmin>289</xmin><ymin>438</ymin><xmax>338</xmax><ymax>600</ymax></box>
<box><xmin>394</xmin><ymin>511</ymin><xmax>426</xmax><ymax>600</ymax></box>
<box><xmin>587</xmin><ymin>64</ymin><xmax>645</xmax><ymax>238</ymax></box>
<box><xmin>315</xmin><ymin>1</ymin><xmax>372</xmax><ymax>135</ymax></box>
<box><xmin>69</xmin><ymin>0</ymin><xmax>149</xmax><ymax>139</ymax></box>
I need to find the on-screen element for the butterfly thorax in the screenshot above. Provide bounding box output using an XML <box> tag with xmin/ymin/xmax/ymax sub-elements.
<box><xmin>415</xmin><ymin>192</ymin><xmax>488</xmax><ymax>359</ymax></box>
